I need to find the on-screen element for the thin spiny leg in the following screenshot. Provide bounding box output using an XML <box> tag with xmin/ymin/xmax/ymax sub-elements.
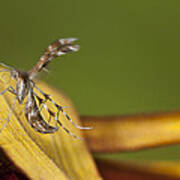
<box><xmin>0</xmin><ymin>86</ymin><xmax>17</xmax><ymax>96</ymax></box>
<box><xmin>4</xmin><ymin>86</ymin><xmax>24</xmax><ymax>120</ymax></box>
<box><xmin>55</xmin><ymin>116</ymin><xmax>83</xmax><ymax>140</ymax></box>
<box><xmin>52</xmin><ymin>100</ymin><xmax>92</xmax><ymax>130</ymax></box>
<box><xmin>0</xmin><ymin>86</ymin><xmax>17</xmax><ymax>132</ymax></box>
<box><xmin>34</xmin><ymin>92</ymin><xmax>82</xmax><ymax>140</ymax></box>
<box><xmin>34</xmin><ymin>94</ymin><xmax>47</xmax><ymax>113</ymax></box>
<box><xmin>34</xmin><ymin>86</ymin><xmax>92</xmax><ymax>130</ymax></box>
<box><xmin>0</xmin><ymin>63</ymin><xmax>13</xmax><ymax>70</ymax></box>
<box><xmin>39</xmin><ymin>100</ymin><xmax>83</xmax><ymax>140</ymax></box>
<box><xmin>0</xmin><ymin>87</ymin><xmax>10</xmax><ymax>95</ymax></box>
<box><xmin>33</xmin><ymin>92</ymin><xmax>58</xmax><ymax>126</ymax></box>
<box><xmin>0</xmin><ymin>69</ymin><xmax>10</xmax><ymax>72</ymax></box>
<box><xmin>48</xmin><ymin>113</ymin><xmax>52</xmax><ymax>123</ymax></box>
<box><xmin>0</xmin><ymin>97</ymin><xmax>17</xmax><ymax>133</ymax></box>
<box><xmin>8</xmin><ymin>86</ymin><xmax>17</xmax><ymax>95</ymax></box>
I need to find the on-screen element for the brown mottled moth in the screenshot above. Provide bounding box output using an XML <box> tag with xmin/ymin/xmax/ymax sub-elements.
<box><xmin>0</xmin><ymin>38</ymin><xmax>91</xmax><ymax>139</ymax></box>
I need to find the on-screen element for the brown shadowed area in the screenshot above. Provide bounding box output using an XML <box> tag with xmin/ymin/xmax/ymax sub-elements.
<box><xmin>0</xmin><ymin>148</ymin><xmax>29</xmax><ymax>180</ymax></box>
<box><xmin>81</xmin><ymin>111</ymin><xmax>180</xmax><ymax>153</ymax></box>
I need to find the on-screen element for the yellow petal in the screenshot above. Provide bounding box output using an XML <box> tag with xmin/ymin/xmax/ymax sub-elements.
<box><xmin>81</xmin><ymin>113</ymin><xmax>180</xmax><ymax>152</ymax></box>
<box><xmin>0</xmin><ymin>65</ymin><xmax>101</xmax><ymax>180</ymax></box>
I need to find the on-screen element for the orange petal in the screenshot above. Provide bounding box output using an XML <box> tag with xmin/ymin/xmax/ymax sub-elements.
<box><xmin>81</xmin><ymin>112</ymin><xmax>180</xmax><ymax>152</ymax></box>
<box><xmin>95</xmin><ymin>158</ymin><xmax>180</xmax><ymax>180</ymax></box>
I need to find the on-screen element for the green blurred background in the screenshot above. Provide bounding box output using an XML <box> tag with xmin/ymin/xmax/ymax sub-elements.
<box><xmin>0</xmin><ymin>0</ymin><xmax>180</xmax><ymax>161</ymax></box>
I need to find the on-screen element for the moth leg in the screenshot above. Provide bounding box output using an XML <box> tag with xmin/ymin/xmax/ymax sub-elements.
<box><xmin>8</xmin><ymin>86</ymin><xmax>17</xmax><ymax>95</ymax></box>
<box><xmin>0</xmin><ymin>97</ymin><xmax>17</xmax><ymax>133</ymax></box>
<box><xmin>0</xmin><ymin>85</ymin><xmax>17</xmax><ymax>95</ymax></box>
<box><xmin>0</xmin><ymin>86</ymin><xmax>16</xmax><ymax>115</ymax></box>
<box><xmin>34</xmin><ymin>86</ymin><xmax>92</xmax><ymax>130</ymax></box>
<box><xmin>10</xmin><ymin>86</ymin><xmax>24</xmax><ymax>117</ymax></box>
<box><xmin>0</xmin><ymin>63</ymin><xmax>14</xmax><ymax>70</ymax></box>
<box><xmin>0</xmin><ymin>87</ymin><xmax>10</xmax><ymax>114</ymax></box>
<box><xmin>0</xmin><ymin>86</ymin><xmax>17</xmax><ymax>132</ymax></box>
<box><xmin>55</xmin><ymin>116</ymin><xmax>83</xmax><ymax>140</ymax></box>
<box><xmin>43</xmin><ymin>102</ymin><xmax>83</xmax><ymax>140</ymax></box>
<box><xmin>0</xmin><ymin>87</ymin><xmax>10</xmax><ymax>95</ymax></box>
<box><xmin>33</xmin><ymin>93</ymin><xmax>48</xmax><ymax>115</ymax></box>
<box><xmin>34</xmin><ymin>92</ymin><xmax>83</xmax><ymax>140</ymax></box>
<box><xmin>0</xmin><ymin>69</ymin><xmax>10</xmax><ymax>72</ymax></box>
